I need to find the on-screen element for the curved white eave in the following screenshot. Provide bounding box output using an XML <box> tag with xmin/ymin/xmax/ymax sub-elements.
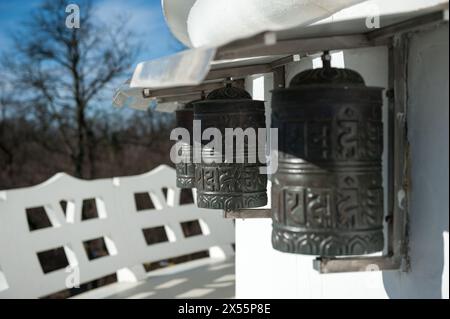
<box><xmin>113</xmin><ymin>0</ymin><xmax>449</xmax><ymax>111</ymax></box>
<box><xmin>161</xmin><ymin>0</ymin><xmax>196</xmax><ymax>48</ymax></box>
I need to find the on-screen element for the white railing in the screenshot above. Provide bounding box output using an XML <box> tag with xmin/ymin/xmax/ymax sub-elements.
<box><xmin>0</xmin><ymin>165</ymin><xmax>235</xmax><ymax>299</ymax></box>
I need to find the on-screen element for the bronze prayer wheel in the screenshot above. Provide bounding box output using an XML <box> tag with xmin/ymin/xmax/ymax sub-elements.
<box><xmin>271</xmin><ymin>53</ymin><xmax>384</xmax><ymax>256</ymax></box>
<box><xmin>193</xmin><ymin>84</ymin><xmax>267</xmax><ymax>210</ymax></box>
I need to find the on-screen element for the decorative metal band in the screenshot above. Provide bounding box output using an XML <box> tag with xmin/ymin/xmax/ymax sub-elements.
<box><xmin>272</xmin><ymin>226</ymin><xmax>384</xmax><ymax>256</ymax></box>
<box><xmin>195</xmin><ymin>164</ymin><xmax>267</xmax><ymax>210</ymax></box>
<box><xmin>272</xmin><ymin>171</ymin><xmax>383</xmax><ymax>226</ymax></box>
<box><xmin>195</xmin><ymin>164</ymin><xmax>267</xmax><ymax>192</ymax></box>
<box><xmin>176</xmin><ymin>163</ymin><xmax>195</xmax><ymax>188</ymax></box>
<box><xmin>272</xmin><ymin>167</ymin><xmax>383</xmax><ymax>256</ymax></box>
<box><xmin>197</xmin><ymin>192</ymin><xmax>267</xmax><ymax>211</ymax></box>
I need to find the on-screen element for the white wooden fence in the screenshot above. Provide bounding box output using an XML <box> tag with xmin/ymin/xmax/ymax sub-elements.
<box><xmin>0</xmin><ymin>165</ymin><xmax>235</xmax><ymax>298</ymax></box>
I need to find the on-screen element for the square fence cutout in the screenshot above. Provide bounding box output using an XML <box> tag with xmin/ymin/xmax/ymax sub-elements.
<box><xmin>134</xmin><ymin>192</ymin><xmax>156</xmax><ymax>211</ymax></box>
<box><xmin>142</xmin><ymin>226</ymin><xmax>169</xmax><ymax>245</ymax></box>
<box><xmin>180</xmin><ymin>220</ymin><xmax>203</xmax><ymax>238</ymax></box>
<box><xmin>83</xmin><ymin>237</ymin><xmax>113</xmax><ymax>260</ymax></box>
<box><xmin>82</xmin><ymin>198</ymin><xmax>98</xmax><ymax>220</ymax></box>
<box><xmin>180</xmin><ymin>189</ymin><xmax>194</xmax><ymax>205</ymax></box>
<box><xmin>26</xmin><ymin>206</ymin><xmax>52</xmax><ymax>231</ymax></box>
<box><xmin>37</xmin><ymin>247</ymin><xmax>69</xmax><ymax>274</ymax></box>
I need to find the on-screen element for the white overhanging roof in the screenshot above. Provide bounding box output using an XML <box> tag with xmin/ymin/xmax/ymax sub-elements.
<box><xmin>113</xmin><ymin>0</ymin><xmax>449</xmax><ymax>112</ymax></box>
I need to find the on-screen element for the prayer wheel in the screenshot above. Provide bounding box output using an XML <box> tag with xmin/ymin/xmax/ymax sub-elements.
<box><xmin>193</xmin><ymin>84</ymin><xmax>267</xmax><ymax>210</ymax></box>
<box><xmin>271</xmin><ymin>53</ymin><xmax>384</xmax><ymax>256</ymax></box>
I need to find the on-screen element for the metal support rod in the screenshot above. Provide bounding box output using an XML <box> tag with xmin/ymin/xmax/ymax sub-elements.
<box><xmin>269</xmin><ymin>54</ymin><xmax>303</xmax><ymax>69</ymax></box>
<box><xmin>391</xmin><ymin>33</ymin><xmax>411</xmax><ymax>271</ymax></box>
<box><xmin>314</xmin><ymin>256</ymin><xmax>401</xmax><ymax>273</ymax></box>
<box><xmin>367</xmin><ymin>9</ymin><xmax>448</xmax><ymax>43</ymax></box>
<box><xmin>142</xmin><ymin>79</ymin><xmax>246</xmax><ymax>100</ymax></box>
<box><xmin>216</xmin><ymin>34</ymin><xmax>372</xmax><ymax>61</ymax></box>
<box><xmin>386</xmin><ymin>45</ymin><xmax>396</xmax><ymax>256</ymax></box>
<box><xmin>206</xmin><ymin>64</ymin><xmax>272</xmax><ymax>81</ymax></box>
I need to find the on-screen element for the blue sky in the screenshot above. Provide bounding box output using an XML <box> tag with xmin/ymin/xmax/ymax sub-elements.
<box><xmin>0</xmin><ymin>0</ymin><xmax>185</xmax><ymax>64</ymax></box>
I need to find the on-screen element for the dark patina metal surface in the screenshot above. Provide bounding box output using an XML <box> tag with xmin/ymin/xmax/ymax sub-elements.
<box><xmin>175</xmin><ymin>102</ymin><xmax>195</xmax><ymax>188</ymax></box>
<box><xmin>271</xmin><ymin>55</ymin><xmax>384</xmax><ymax>256</ymax></box>
<box><xmin>193</xmin><ymin>85</ymin><xmax>267</xmax><ymax>210</ymax></box>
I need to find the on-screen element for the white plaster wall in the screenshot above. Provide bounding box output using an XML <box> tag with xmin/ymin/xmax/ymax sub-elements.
<box><xmin>236</xmin><ymin>24</ymin><xmax>449</xmax><ymax>299</ymax></box>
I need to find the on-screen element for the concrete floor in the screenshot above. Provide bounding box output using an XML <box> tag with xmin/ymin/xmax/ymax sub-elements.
<box><xmin>73</xmin><ymin>257</ymin><xmax>235</xmax><ymax>299</ymax></box>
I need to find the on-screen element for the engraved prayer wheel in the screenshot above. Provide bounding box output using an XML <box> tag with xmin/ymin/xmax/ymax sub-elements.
<box><xmin>271</xmin><ymin>53</ymin><xmax>384</xmax><ymax>256</ymax></box>
<box><xmin>193</xmin><ymin>84</ymin><xmax>267</xmax><ymax>210</ymax></box>
<box><xmin>175</xmin><ymin>101</ymin><xmax>195</xmax><ymax>188</ymax></box>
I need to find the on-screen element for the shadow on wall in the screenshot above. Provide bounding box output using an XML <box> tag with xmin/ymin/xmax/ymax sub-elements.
<box><xmin>383</xmin><ymin>24</ymin><xmax>449</xmax><ymax>299</ymax></box>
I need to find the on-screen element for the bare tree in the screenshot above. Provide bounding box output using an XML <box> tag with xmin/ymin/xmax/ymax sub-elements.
<box><xmin>1</xmin><ymin>0</ymin><xmax>138</xmax><ymax>178</ymax></box>
<box><xmin>0</xmin><ymin>82</ymin><xmax>15</xmax><ymax>178</ymax></box>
